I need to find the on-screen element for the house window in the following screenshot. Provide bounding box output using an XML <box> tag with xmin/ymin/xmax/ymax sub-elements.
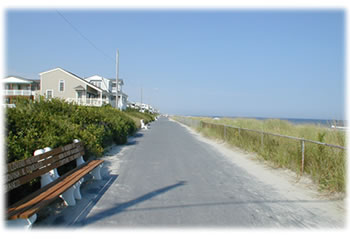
<box><xmin>46</xmin><ymin>90</ymin><xmax>53</xmax><ymax>99</ymax></box>
<box><xmin>59</xmin><ymin>80</ymin><xmax>65</xmax><ymax>92</ymax></box>
<box><xmin>77</xmin><ymin>91</ymin><xmax>83</xmax><ymax>99</ymax></box>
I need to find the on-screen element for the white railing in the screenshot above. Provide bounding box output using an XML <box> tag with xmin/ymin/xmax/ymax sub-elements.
<box><xmin>3</xmin><ymin>104</ymin><xmax>16</xmax><ymax>108</ymax></box>
<box><xmin>66</xmin><ymin>98</ymin><xmax>111</xmax><ymax>107</ymax></box>
<box><xmin>4</xmin><ymin>90</ymin><xmax>35</xmax><ymax>96</ymax></box>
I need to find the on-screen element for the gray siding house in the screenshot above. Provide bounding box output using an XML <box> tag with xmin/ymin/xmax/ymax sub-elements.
<box><xmin>39</xmin><ymin>68</ymin><xmax>114</xmax><ymax>107</ymax></box>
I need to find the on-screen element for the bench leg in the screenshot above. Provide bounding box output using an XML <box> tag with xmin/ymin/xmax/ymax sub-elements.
<box><xmin>90</xmin><ymin>166</ymin><xmax>102</xmax><ymax>180</ymax></box>
<box><xmin>74</xmin><ymin>180</ymin><xmax>83</xmax><ymax>200</ymax></box>
<box><xmin>60</xmin><ymin>186</ymin><xmax>76</xmax><ymax>206</ymax></box>
<box><xmin>41</xmin><ymin>173</ymin><xmax>54</xmax><ymax>187</ymax></box>
<box><xmin>6</xmin><ymin>214</ymin><xmax>37</xmax><ymax>229</ymax></box>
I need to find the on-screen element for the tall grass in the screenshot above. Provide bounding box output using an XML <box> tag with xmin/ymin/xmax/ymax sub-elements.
<box><xmin>175</xmin><ymin>116</ymin><xmax>346</xmax><ymax>193</ymax></box>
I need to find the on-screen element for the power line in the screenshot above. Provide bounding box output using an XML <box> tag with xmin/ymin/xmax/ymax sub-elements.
<box><xmin>55</xmin><ymin>10</ymin><xmax>137</xmax><ymax>93</ymax></box>
<box><xmin>55</xmin><ymin>10</ymin><xmax>116</xmax><ymax>64</ymax></box>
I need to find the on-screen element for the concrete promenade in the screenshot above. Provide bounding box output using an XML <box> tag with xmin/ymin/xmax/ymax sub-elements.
<box><xmin>34</xmin><ymin>117</ymin><xmax>344</xmax><ymax>228</ymax></box>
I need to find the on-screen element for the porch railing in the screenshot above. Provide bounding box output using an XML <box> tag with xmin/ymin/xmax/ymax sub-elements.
<box><xmin>4</xmin><ymin>90</ymin><xmax>35</xmax><ymax>96</ymax></box>
<box><xmin>66</xmin><ymin>98</ymin><xmax>112</xmax><ymax>107</ymax></box>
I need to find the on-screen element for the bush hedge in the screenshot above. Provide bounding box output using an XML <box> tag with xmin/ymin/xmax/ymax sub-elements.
<box><xmin>5</xmin><ymin>97</ymin><xmax>139</xmax><ymax>204</ymax></box>
<box><xmin>124</xmin><ymin>108</ymin><xmax>156</xmax><ymax>128</ymax></box>
<box><xmin>6</xmin><ymin>97</ymin><xmax>138</xmax><ymax>162</ymax></box>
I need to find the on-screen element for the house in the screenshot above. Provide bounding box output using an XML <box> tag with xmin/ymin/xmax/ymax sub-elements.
<box><xmin>109</xmin><ymin>78</ymin><xmax>128</xmax><ymax>110</ymax></box>
<box><xmin>2</xmin><ymin>76</ymin><xmax>40</xmax><ymax>104</ymax></box>
<box><xmin>127</xmin><ymin>101</ymin><xmax>137</xmax><ymax>109</ymax></box>
<box><xmin>84</xmin><ymin>75</ymin><xmax>128</xmax><ymax>110</ymax></box>
<box><xmin>85</xmin><ymin>75</ymin><xmax>112</xmax><ymax>92</ymax></box>
<box><xmin>85</xmin><ymin>75</ymin><xmax>116</xmax><ymax>107</ymax></box>
<box><xmin>39</xmin><ymin>68</ymin><xmax>113</xmax><ymax>107</ymax></box>
<box><xmin>127</xmin><ymin>101</ymin><xmax>158</xmax><ymax>114</ymax></box>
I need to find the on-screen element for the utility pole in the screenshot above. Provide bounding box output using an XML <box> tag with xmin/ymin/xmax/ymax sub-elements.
<box><xmin>116</xmin><ymin>49</ymin><xmax>120</xmax><ymax>110</ymax></box>
<box><xmin>141</xmin><ymin>87</ymin><xmax>143</xmax><ymax>105</ymax></box>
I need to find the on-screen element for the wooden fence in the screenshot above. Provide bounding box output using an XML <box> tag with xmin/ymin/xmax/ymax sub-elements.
<box><xmin>175</xmin><ymin>116</ymin><xmax>345</xmax><ymax>173</ymax></box>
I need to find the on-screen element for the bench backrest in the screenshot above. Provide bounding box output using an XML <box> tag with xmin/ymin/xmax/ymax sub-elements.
<box><xmin>6</xmin><ymin>141</ymin><xmax>85</xmax><ymax>192</ymax></box>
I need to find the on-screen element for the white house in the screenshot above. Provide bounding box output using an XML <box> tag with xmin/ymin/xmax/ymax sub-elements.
<box><xmin>85</xmin><ymin>75</ymin><xmax>116</xmax><ymax>107</ymax></box>
<box><xmin>127</xmin><ymin>101</ymin><xmax>158</xmax><ymax>114</ymax></box>
<box><xmin>111</xmin><ymin>78</ymin><xmax>128</xmax><ymax>110</ymax></box>
<box><xmin>2</xmin><ymin>76</ymin><xmax>40</xmax><ymax>104</ymax></box>
<box><xmin>85</xmin><ymin>75</ymin><xmax>128</xmax><ymax>110</ymax></box>
<box><xmin>85</xmin><ymin>75</ymin><xmax>112</xmax><ymax>92</ymax></box>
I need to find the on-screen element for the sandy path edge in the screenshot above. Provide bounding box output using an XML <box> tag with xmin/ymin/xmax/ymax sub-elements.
<box><xmin>170</xmin><ymin>118</ymin><xmax>346</xmax><ymax>225</ymax></box>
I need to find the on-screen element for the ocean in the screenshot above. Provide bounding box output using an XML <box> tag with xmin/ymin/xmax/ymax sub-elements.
<box><xmin>201</xmin><ymin>116</ymin><xmax>347</xmax><ymax>127</ymax></box>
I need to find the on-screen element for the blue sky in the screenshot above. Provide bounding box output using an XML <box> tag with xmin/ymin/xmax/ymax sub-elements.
<box><xmin>5</xmin><ymin>10</ymin><xmax>345</xmax><ymax>120</ymax></box>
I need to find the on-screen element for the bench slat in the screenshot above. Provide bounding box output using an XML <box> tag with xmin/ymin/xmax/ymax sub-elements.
<box><xmin>7</xmin><ymin>145</ymin><xmax>84</xmax><ymax>183</ymax></box>
<box><xmin>7</xmin><ymin>142</ymin><xmax>81</xmax><ymax>173</ymax></box>
<box><xmin>8</xmin><ymin>161</ymin><xmax>89</xmax><ymax>214</ymax></box>
<box><xmin>19</xmin><ymin>160</ymin><xmax>104</xmax><ymax>219</ymax></box>
<box><xmin>6</xmin><ymin>144</ymin><xmax>83</xmax><ymax>183</ymax></box>
<box><xmin>7</xmin><ymin>162</ymin><xmax>91</xmax><ymax>218</ymax></box>
<box><xmin>6</xmin><ymin>149</ymin><xmax>84</xmax><ymax>192</ymax></box>
<box><xmin>8</xmin><ymin>159</ymin><xmax>104</xmax><ymax>220</ymax></box>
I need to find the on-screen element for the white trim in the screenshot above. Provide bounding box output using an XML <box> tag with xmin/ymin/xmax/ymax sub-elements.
<box><xmin>46</xmin><ymin>89</ymin><xmax>54</xmax><ymax>99</ymax></box>
<box><xmin>39</xmin><ymin>68</ymin><xmax>62</xmax><ymax>76</ymax></box>
<box><xmin>3</xmin><ymin>76</ymin><xmax>33</xmax><ymax>84</ymax></box>
<box><xmin>59</xmin><ymin>80</ymin><xmax>65</xmax><ymax>92</ymax></box>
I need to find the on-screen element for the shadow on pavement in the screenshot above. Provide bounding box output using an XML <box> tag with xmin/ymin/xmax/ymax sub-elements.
<box><xmin>75</xmin><ymin>181</ymin><xmax>187</xmax><ymax>226</ymax></box>
<box><xmin>126</xmin><ymin>140</ymin><xmax>138</xmax><ymax>146</ymax></box>
<box><xmin>116</xmin><ymin>198</ymin><xmax>342</xmax><ymax>213</ymax></box>
<box><xmin>133</xmin><ymin>133</ymin><xmax>144</xmax><ymax>138</ymax></box>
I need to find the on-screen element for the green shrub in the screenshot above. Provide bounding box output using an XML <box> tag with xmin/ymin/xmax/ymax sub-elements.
<box><xmin>6</xmin><ymin>97</ymin><xmax>138</xmax><ymax>204</ymax></box>
<box><xmin>6</xmin><ymin>98</ymin><xmax>137</xmax><ymax>163</ymax></box>
<box><xmin>124</xmin><ymin>108</ymin><xmax>156</xmax><ymax>125</ymax></box>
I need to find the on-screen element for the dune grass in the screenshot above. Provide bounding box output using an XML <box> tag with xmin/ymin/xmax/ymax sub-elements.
<box><xmin>174</xmin><ymin>116</ymin><xmax>346</xmax><ymax>193</ymax></box>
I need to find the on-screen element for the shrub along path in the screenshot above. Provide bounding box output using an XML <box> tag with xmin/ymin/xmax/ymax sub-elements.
<box><xmin>36</xmin><ymin>116</ymin><xmax>344</xmax><ymax>228</ymax></box>
<box><xmin>5</xmin><ymin>98</ymin><xmax>155</xmax><ymax>205</ymax></box>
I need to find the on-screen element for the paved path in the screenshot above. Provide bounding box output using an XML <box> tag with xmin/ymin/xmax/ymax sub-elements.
<box><xmin>35</xmin><ymin>117</ymin><xmax>344</xmax><ymax>228</ymax></box>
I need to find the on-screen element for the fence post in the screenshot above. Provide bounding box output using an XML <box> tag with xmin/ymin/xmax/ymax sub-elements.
<box><xmin>224</xmin><ymin>125</ymin><xmax>226</xmax><ymax>140</ymax></box>
<box><xmin>301</xmin><ymin>140</ymin><xmax>305</xmax><ymax>174</ymax></box>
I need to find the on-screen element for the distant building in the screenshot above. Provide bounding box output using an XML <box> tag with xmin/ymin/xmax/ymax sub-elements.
<box><xmin>127</xmin><ymin>101</ymin><xmax>158</xmax><ymax>114</ymax></box>
<box><xmin>39</xmin><ymin>67</ymin><xmax>113</xmax><ymax>107</ymax></box>
<box><xmin>2</xmin><ymin>76</ymin><xmax>40</xmax><ymax>104</ymax></box>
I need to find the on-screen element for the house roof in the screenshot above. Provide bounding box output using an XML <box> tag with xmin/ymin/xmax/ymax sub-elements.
<box><xmin>85</xmin><ymin>75</ymin><xmax>111</xmax><ymax>92</ymax></box>
<box><xmin>74</xmin><ymin>85</ymin><xmax>85</xmax><ymax>91</ymax></box>
<box><xmin>40</xmin><ymin>68</ymin><xmax>106</xmax><ymax>93</ymax></box>
<box><xmin>85</xmin><ymin>75</ymin><xmax>104</xmax><ymax>81</ymax></box>
<box><xmin>3</xmin><ymin>76</ymin><xmax>33</xmax><ymax>84</ymax></box>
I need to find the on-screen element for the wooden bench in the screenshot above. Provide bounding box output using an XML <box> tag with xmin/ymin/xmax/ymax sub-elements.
<box><xmin>6</xmin><ymin>140</ymin><xmax>104</xmax><ymax>228</ymax></box>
